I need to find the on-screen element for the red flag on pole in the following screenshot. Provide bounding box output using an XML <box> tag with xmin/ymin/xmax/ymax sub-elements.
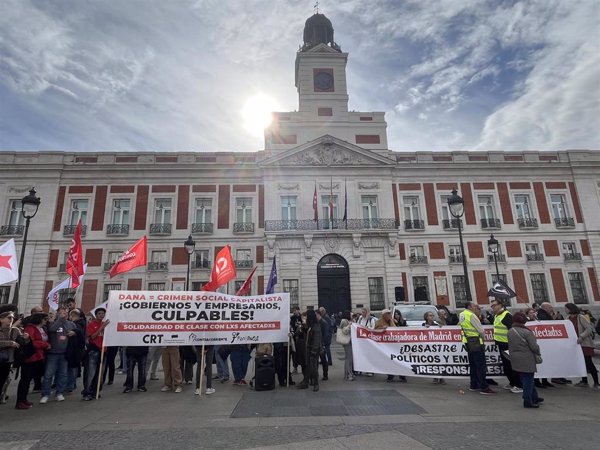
<box><xmin>66</xmin><ymin>220</ymin><xmax>85</xmax><ymax>289</ymax></box>
<box><xmin>203</xmin><ymin>245</ymin><xmax>236</xmax><ymax>291</ymax></box>
<box><xmin>312</xmin><ymin>183</ymin><xmax>318</xmax><ymax>222</ymax></box>
<box><xmin>329</xmin><ymin>177</ymin><xmax>334</xmax><ymax>224</ymax></box>
<box><xmin>235</xmin><ymin>266</ymin><xmax>257</xmax><ymax>296</ymax></box>
<box><xmin>109</xmin><ymin>236</ymin><xmax>147</xmax><ymax>279</ymax></box>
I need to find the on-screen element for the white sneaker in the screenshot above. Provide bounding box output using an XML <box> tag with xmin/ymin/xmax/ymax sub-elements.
<box><xmin>206</xmin><ymin>388</ymin><xmax>215</xmax><ymax>395</ymax></box>
<box><xmin>160</xmin><ymin>386</ymin><xmax>171</xmax><ymax>392</ymax></box>
<box><xmin>174</xmin><ymin>386</ymin><xmax>183</xmax><ymax>393</ymax></box>
<box><xmin>56</xmin><ymin>394</ymin><xmax>65</xmax><ymax>402</ymax></box>
<box><xmin>510</xmin><ymin>386</ymin><xmax>524</xmax><ymax>394</ymax></box>
<box><xmin>39</xmin><ymin>396</ymin><xmax>49</xmax><ymax>404</ymax></box>
<box><xmin>503</xmin><ymin>384</ymin><xmax>513</xmax><ymax>391</ymax></box>
<box><xmin>194</xmin><ymin>388</ymin><xmax>201</xmax><ymax>395</ymax></box>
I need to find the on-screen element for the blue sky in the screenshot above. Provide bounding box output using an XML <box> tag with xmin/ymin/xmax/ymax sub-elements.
<box><xmin>0</xmin><ymin>0</ymin><xmax>598</xmax><ymax>152</ymax></box>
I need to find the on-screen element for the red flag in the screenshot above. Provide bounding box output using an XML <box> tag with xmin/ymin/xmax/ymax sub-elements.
<box><xmin>203</xmin><ymin>245</ymin><xmax>236</xmax><ymax>291</ymax></box>
<box><xmin>235</xmin><ymin>266</ymin><xmax>257</xmax><ymax>296</ymax></box>
<box><xmin>329</xmin><ymin>178</ymin><xmax>334</xmax><ymax>224</ymax></box>
<box><xmin>109</xmin><ymin>236</ymin><xmax>147</xmax><ymax>279</ymax></box>
<box><xmin>313</xmin><ymin>183</ymin><xmax>318</xmax><ymax>222</ymax></box>
<box><xmin>66</xmin><ymin>220</ymin><xmax>85</xmax><ymax>288</ymax></box>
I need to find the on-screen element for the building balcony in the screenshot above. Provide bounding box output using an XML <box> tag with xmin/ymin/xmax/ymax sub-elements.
<box><xmin>149</xmin><ymin>223</ymin><xmax>172</xmax><ymax>235</ymax></box>
<box><xmin>191</xmin><ymin>223</ymin><xmax>213</xmax><ymax>234</ymax></box>
<box><xmin>235</xmin><ymin>260</ymin><xmax>254</xmax><ymax>269</ymax></box>
<box><xmin>526</xmin><ymin>254</ymin><xmax>544</xmax><ymax>262</ymax></box>
<box><xmin>233</xmin><ymin>222</ymin><xmax>255</xmax><ymax>233</ymax></box>
<box><xmin>564</xmin><ymin>253</ymin><xmax>582</xmax><ymax>262</ymax></box>
<box><xmin>448</xmin><ymin>255</ymin><xmax>463</xmax><ymax>264</ymax></box>
<box><xmin>0</xmin><ymin>225</ymin><xmax>24</xmax><ymax>236</ymax></box>
<box><xmin>106</xmin><ymin>224</ymin><xmax>129</xmax><ymax>236</ymax></box>
<box><xmin>193</xmin><ymin>259</ymin><xmax>211</xmax><ymax>269</ymax></box>
<box><xmin>409</xmin><ymin>255</ymin><xmax>428</xmax><ymax>265</ymax></box>
<box><xmin>148</xmin><ymin>262</ymin><xmax>168</xmax><ymax>271</ymax></box>
<box><xmin>517</xmin><ymin>218</ymin><xmax>538</xmax><ymax>229</ymax></box>
<box><xmin>264</xmin><ymin>218</ymin><xmax>398</xmax><ymax>232</ymax></box>
<box><xmin>481</xmin><ymin>218</ymin><xmax>501</xmax><ymax>229</ymax></box>
<box><xmin>554</xmin><ymin>217</ymin><xmax>575</xmax><ymax>228</ymax></box>
<box><xmin>442</xmin><ymin>219</ymin><xmax>461</xmax><ymax>230</ymax></box>
<box><xmin>63</xmin><ymin>224</ymin><xmax>87</xmax><ymax>236</ymax></box>
<box><xmin>488</xmin><ymin>254</ymin><xmax>507</xmax><ymax>263</ymax></box>
<box><xmin>404</xmin><ymin>219</ymin><xmax>425</xmax><ymax>231</ymax></box>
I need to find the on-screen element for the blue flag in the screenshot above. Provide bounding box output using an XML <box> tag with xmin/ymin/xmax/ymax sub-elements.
<box><xmin>265</xmin><ymin>256</ymin><xmax>277</xmax><ymax>294</ymax></box>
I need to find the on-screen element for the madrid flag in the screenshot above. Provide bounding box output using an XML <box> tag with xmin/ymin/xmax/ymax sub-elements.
<box><xmin>0</xmin><ymin>239</ymin><xmax>19</xmax><ymax>285</ymax></box>
<box><xmin>109</xmin><ymin>236</ymin><xmax>147</xmax><ymax>278</ymax></box>
<box><xmin>203</xmin><ymin>245</ymin><xmax>236</xmax><ymax>291</ymax></box>
<box><xmin>66</xmin><ymin>220</ymin><xmax>85</xmax><ymax>289</ymax></box>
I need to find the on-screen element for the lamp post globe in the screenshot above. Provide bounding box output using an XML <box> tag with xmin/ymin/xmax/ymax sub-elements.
<box><xmin>447</xmin><ymin>188</ymin><xmax>464</xmax><ymax>219</ymax></box>
<box><xmin>184</xmin><ymin>234</ymin><xmax>196</xmax><ymax>291</ymax></box>
<box><xmin>487</xmin><ymin>233</ymin><xmax>501</xmax><ymax>281</ymax></box>
<box><xmin>12</xmin><ymin>188</ymin><xmax>42</xmax><ymax>306</ymax></box>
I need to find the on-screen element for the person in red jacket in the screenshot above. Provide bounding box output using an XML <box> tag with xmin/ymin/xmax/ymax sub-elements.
<box><xmin>16</xmin><ymin>313</ymin><xmax>50</xmax><ymax>409</ymax></box>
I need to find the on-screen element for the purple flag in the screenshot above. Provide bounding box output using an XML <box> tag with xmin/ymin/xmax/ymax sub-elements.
<box><xmin>265</xmin><ymin>256</ymin><xmax>277</xmax><ymax>294</ymax></box>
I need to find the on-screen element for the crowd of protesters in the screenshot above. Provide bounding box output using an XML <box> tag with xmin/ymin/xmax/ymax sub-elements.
<box><xmin>1</xmin><ymin>298</ymin><xmax>598</xmax><ymax>412</ymax></box>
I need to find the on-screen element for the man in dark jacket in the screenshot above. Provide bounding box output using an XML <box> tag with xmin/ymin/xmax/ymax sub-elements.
<box><xmin>65</xmin><ymin>309</ymin><xmax>86</xmax><ymax>392</ymax></box>
<box><xmin>297</xmin><ymin>310</ymin><xmax>322</xmax><ymax>392</ymax></box>
<box><xmin>316</xmin><ymin>309</ymin><xmax>330</xmax><ymax>381</ymax></box>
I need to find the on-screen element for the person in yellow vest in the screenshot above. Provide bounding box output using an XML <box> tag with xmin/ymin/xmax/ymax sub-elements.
<box><xmin>491</xmin><ymin>299</ymin><xmax>523</xmax><ymax>393</ymax></box>
<box><xmin>459</xmin><ymin>302</ymin><xmax>496</xmax><ymax>395</ymax></box>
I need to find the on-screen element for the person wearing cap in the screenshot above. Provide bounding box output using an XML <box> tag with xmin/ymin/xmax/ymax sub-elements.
<box><xmin>508</xmin><ymin>312</ymin><xmax>544</xmax><ymax>408</ymax></box>
<box><xmin>375</xmin><ymin>309</ymin><xmax>397</xmax><ymax>382</ymax></box>
<box><xmin>82</xmin><ymin>307</ymin><xmax>109</xmax><ymax>401</ymax></box>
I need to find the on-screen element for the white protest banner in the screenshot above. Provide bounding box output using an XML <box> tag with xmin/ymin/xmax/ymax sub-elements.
<box><xmin>352</xmin><ymin>320</ymin><xmax>586</xmax><ymax>379</ymax></box>
<box><xmin>104</xmin><ymin>290</ymin><xmax>290</xmax><ymax>346</ymax></box>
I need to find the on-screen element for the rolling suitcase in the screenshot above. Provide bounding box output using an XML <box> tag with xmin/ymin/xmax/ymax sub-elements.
<box><xmin>254</xmin><ymin>355</ymin><xmax>275</xmax><ymax>391</ymax></box>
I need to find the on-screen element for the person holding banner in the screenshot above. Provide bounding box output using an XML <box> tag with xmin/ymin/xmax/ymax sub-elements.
<box><xmin>459</xmin><ymin>302</ymin><xmax>496</xmax><ymax>395</ymax></box>
<box><xmin>565</xmin><ymin>303</ymin><xmax>599</xmax><ymax>389</ymax></box>
<box><xmin>490</xmin><ymin>299</ymin><xmax>523</xmax><ymax>394</ymax></box>
<box><xmin>82</xmin><ymin>307</ymin><xmax>108</xmax><ymax>401</ymax></box>
<box><xmin>508</xmin><ymin>312</ymin><xmax>543</xmax><ymax>408</ymax></box>
<box><xmin>297</xmin><ymin>310</ymin><xmax>322</xmax><ymax>392</ymax></box>
<box><xmin>194</xmin><ymin>346</ymin><xmax>215</xmax><ymax>395</ymax></box>
<box><xmin>338</xmin><ymin>311</ymin><xmax>354</xmax><ymax>381</ymax></box>
<box><xmin>161</xmin><ymin>346</ymin><xmax>184</xmax><ymax>393</ymax></box>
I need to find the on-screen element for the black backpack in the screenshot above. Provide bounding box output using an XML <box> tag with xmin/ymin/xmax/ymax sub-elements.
<box><xmin>13</xmin><ymin>334</ymin><xmax>35</xmax><ymax>367</ymax></box>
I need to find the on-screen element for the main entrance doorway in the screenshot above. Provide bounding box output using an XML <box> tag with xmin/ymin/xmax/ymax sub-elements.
<box><xmin>317</xmin><ymin>254</ymin><xmax>351</xmax><ymax>314</ymax></box>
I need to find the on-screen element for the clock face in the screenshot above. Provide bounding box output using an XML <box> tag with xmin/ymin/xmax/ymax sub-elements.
<box><xmin>314</xmin><ymin>71</ymin><xmax>334</xmax><ymax>91</ymax></box>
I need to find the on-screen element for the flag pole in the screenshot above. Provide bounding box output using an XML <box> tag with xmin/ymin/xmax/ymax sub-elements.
<box><xmin>286</xmin><ymin>334</ymin><xmax>291</xmax><ymax>388</ymax></box>
<box><xmin>95</xmin><ymin>346</ymin><xmax>105</xmax><ymax>400</ymax></box>
<box><xmin>199</xmin><ymin>344</ymin><xmax>206</xmax><ymax>397</ymax></box>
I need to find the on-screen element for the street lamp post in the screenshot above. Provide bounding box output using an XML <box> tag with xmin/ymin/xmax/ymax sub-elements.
<box><xmin>184</xmin><ymin>234</ymin><xmax>196</xmax><ymax>291</ymax></box>
<box><xmin>12</xmin><ymin>188</ymin><xmax>41</xmax><ymax>306</ymax></box>
<box><xmin>447</xmin><ymin>188</ymin><xmax>472</xmax><ymax>303</ymax></box>
<box><xmin>487</xmin><ymin>233</ymin><xmax>500</xmax><ymax>281</ymax></box>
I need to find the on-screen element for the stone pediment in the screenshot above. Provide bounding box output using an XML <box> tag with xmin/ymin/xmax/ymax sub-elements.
<box><xmin>303</xmin><ymin>43</ymin><xmax>342</xmax><ymax>54</ymax></box>
<box><xmin>259</xmin><ymin>135</ymin><xmax>396</xmax><ymax>167</ymax></box>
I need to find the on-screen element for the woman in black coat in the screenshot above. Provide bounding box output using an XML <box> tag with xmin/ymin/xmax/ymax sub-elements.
<box><xmin>297</xmin><ymin>310</ymin><xmax>322</xmax><ymax>392</ymax></box>
<box><xmin>66</xmin><ymin>309</ymin><xmax>86</xmax><ymax>392</ymax></box>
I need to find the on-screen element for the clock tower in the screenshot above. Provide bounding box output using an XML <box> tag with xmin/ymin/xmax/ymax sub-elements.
<box><xmin>265</xmin><ymin>12</ymin><xmax>388</xmax><ymax>151</ymax></box>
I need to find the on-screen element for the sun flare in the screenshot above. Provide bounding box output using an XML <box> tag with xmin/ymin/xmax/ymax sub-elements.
<box><xmin>242</xmin><ymin>94</ymin><xmax>279</xmax><ymax>137</ymax></box>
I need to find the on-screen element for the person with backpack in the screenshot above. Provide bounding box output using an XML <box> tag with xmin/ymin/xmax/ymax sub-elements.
<box><xmin>565</xmin><ymin>303</ymin><xmax>599</xmax><ymax>389</ymax></box>
<box><xmin>15</xmin><ymin>313</ymin><xmax>48</xmax><ymax>409</ymax></box>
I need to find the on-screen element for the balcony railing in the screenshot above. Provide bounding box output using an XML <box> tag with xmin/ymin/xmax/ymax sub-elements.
<box><xmin>404</xmin><ymin>219</ymin><xmax>425</xmax><ymax>231</ymax></box>
<box><xmin>193</xmin><ymin>259</ymin><xmax>211</xmax><ymax>269</ymax></box>
<box><xmin>264</xmin><ymin>218</ymin><xmax>398</xmax><ymax>231</ymax></box>
<box><xmin>0</xmin><ymin>225</ymin><xmax>24</xmax><ymax>236</ymax></box>
<box><xmin>192</xmin><ymin>223</ymin><xmax>213</xmax><ymax>234</ymax></box>
<box><xmin>235</xmin><ymin>260</ymin><xmax>254</xmax><ymax>268</ymax></box>
<box><xmin>442</xmin><ymin>219</ymin><xmax>461</xmax><ymax>230</ymax></box>
<box><xmin>149</xmin><ymin>223</ymin><xmax>172</xmax><ymax>235</ymax></box>
<box><xmin>148</xmin><ymin>262</ymin><xmax>168</xmax><ymax>271</ymax></box>
<box><xmin>481</xmin><ymin>218</ymin><xmax>501</xmax><ymax>229</ymax></box>
<box><xmin>554</xmin><ymin>217</ymin><xmax>575</xmax><ymax>228</ymax></box>
<box><xmin>488</xmin><ymin>254</ymin><xmax>507</xmax><ymax>263</ymax></box>
<box><xmin>517</xmin><ymin>218</ymin><xmax>538</xmax><ymax>229</ymax></box>
<box><xmin>564</xmin><ymin>253</ymin><xmax>582</xmax><ymax>262</ymax></box>
<box><xmin>233</xmin><ymin>222</ymin><xmax>255</xmax><ymax>233</ymax></box>
<box><xmin>107</xmin><ymin>224</ymin><xmax>130</xmax><ymax>236</ymax></box>
<box><xmin>526</xmin><ymin>254</ymin><xmax>544</xmax><ymax>262</ymax></box>
<box><xmin>64</xmin><ymin>224</ymin><xmax>87</xmax><ymax>236</ymax></box>
<box><xmin>409</xmin><ymin>255</ymin><xmax>428</xmax><ymax>265</ymax></box>
<box><xmin>449</xmin><ymin>255</ymin><xmax>463</xmax><ymax>264</ymax></box>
